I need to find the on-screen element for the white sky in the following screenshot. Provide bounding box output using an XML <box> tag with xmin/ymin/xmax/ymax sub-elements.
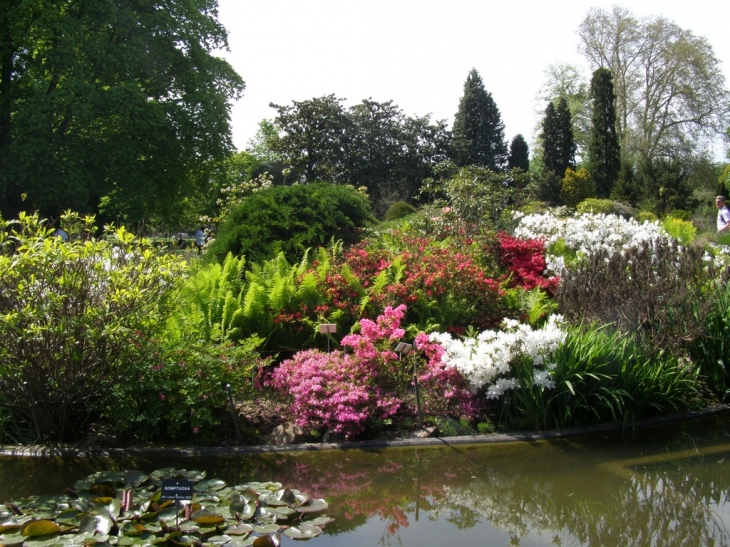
<box><xmin>215</xmin><ymin>0</ymin><xmax>730</xmax><ymax>156</ymax></box>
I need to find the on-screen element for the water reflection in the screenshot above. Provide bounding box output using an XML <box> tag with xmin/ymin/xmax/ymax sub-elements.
<box><xmin>2</xmin><ymin>415</ymin><xmax>730</xmax><ymax>546</ymax></box>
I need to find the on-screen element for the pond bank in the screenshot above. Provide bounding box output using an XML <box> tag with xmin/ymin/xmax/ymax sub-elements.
<box><xmin>1</xmin><ymin>404</ymin><xmax>727</xmax><ymax>458</ymax></box>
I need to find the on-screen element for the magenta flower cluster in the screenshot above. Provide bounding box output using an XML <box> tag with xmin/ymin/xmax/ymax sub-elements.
<box><xmin>269</xmin><ymin>305</ymin><xmax>477</xmax><ymax>438</ymax></box>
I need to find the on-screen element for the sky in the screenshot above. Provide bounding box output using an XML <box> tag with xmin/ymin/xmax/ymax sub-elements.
<box><xmin>214</xmin><ymin>0</ymin><xmax>730</xmax><ymax>156</ymax></box>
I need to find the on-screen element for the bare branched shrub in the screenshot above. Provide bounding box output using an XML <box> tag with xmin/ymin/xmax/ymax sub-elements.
<box><xmin>557</xmin><ymin>239</ymin><xmax>724</xmax><ymax>356</ymax></box>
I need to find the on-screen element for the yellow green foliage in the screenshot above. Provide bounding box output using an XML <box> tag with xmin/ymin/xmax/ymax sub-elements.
<box><xmin>719</xmin><ymin>165</ymin><xmax>730</xmax><ymax>192</ymax></box>
<box><xmin>662</xmin><ymin>216</ymin><xmax>697</xmax><ymax>244</ymax></box>
<box><xmin>561</xmin><ymin>168</ymin><xmax>594</xmax><ymax>208</ymax></box>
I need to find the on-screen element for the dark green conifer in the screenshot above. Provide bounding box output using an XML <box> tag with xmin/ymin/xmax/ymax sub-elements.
<box><xmin>588</xmin><ymin>68</ymin><xmax>621</xmax><ymax>198</ymax></box>
<box><xmin>541</xmin><ymin>98</ymin><xmax>576</xmax><ymax>178</ymax></box>
<box><xmin>451</xmin><ymin>69</ymin><xmax>508</xmax><ymax>171</ymax></box>
<box><xmin>507</xmin><ymin>134</ymin><xmax>530</xmax><ymax>171</ymax></box>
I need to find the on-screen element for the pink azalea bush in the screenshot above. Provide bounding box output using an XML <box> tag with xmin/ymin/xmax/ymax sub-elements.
<box><xmin>269</xmin><ymin>305</ymin><xmax>478</xmax><ymax>438</ymax></box>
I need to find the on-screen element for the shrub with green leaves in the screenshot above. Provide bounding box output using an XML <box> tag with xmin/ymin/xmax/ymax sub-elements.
<box><xmin>560</xmin><ymin>168</ymin><xmax>594</xmax><ymax>208</ymax></box>
<box><xmin>207</xmin><ymin>183</ymin><xmax>375</xmax><ymax>264</ymax></box>
<box><xmin>576</xmin><ymin>198</ymin><xmax>634</xmax><ymax>218</ymax></box>
<box><xmin>105</xmin><ymin>337</ymin><xmax>268</xmax><ymax>443</ymax></box>
<box><xmin>0</xmin><ymin>212</ymin><xmax>187</xmax><ymax>441</ymax></box>
<box><xmin>385</xmin><ymin>200</ymin><xmax>417</xmax><ymax>221</ymax></box>
<box><xmin>662</xmin><ymin>216</ymin><xmax>697</xmax><ymax>244</ymax></box>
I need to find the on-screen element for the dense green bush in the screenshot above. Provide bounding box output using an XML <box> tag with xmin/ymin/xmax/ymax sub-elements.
<box><xmin>105</xmin><ymin>337</ymin><xmax>268</xmax><ymax>443</ymax></box>
<box><xmin>0</xmin><ymin>212</ymin><xmax>187</xmax><ymax>441</ymax></box>
<box><xmin>385</xmin><ymin>200</ymin><xmax>417</xmax><ymax>221</ymax></box>
<box><xmin>662</xmin><ymin>216</ymin><xmax>697</xmax><ymax>244</ymax></box>
<box><xmin>207</xmin><ymin>183</ymin><xmax>375</xmax><ymax>264</ymax></box>
<box><xmin>560</xmin><ymin>168</ymin><xmax>594</xmax><ymax>208</ymax></box>
<box><xmin>576</xmin><ymin>198</ymin><xmax>634</xmax><ymax>218</ymax></box>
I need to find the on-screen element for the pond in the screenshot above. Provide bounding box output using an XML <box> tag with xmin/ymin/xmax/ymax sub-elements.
<box><xmin>2</xmin><ymin>412</ymin><xmax>730</xmax><ymax>546</ymax></box>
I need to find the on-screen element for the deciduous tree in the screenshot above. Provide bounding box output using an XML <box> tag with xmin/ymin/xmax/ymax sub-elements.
<box><xmin>0</xmin><ymin>0</ymin><xmax>244</xmax><ymax>224</ymax></box>
<box><xmin>578</xmin><ymin>6</ymin><xmax>730</xmax><ymax>162</ymax></box>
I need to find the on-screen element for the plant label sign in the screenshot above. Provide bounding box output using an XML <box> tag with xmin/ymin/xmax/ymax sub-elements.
<box><xmin>160</xmin><ymin>479</ymin><xmax>194</xmax><ymax>501</ymax></box>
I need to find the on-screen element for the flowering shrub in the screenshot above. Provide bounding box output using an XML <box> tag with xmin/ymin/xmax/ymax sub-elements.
<box><xmin>513</xmin><ymin>211</ymin><xmax>669</xmax><ymax>273</ymax></box>
<box><xmin>497</xmin><ymin>233</ymin><xmax>559</xmax><ymax>292</ymax></box>
<box><xmin>333</xmin><ymin>232</ymin><xmax>509</xmax><ymax>331</ymax></box>
<box><xmin>429</xmin><ymin>316</ymin><xmax>567</xmax><ymax>399</ymax></box>
<box><xmin>269</xmin><ymin>305</ymin><xmax>478</xmax><ymax>438</ymax></box>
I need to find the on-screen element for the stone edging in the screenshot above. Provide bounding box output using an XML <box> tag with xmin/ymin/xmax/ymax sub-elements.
<box><xmin>1</xmin><ymin>405</ymin><xmax>727</xmax><ymax>459</ymax></box>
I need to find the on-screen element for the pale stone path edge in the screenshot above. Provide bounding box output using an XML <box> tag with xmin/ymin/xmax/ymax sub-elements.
<box><xmin>1</xmin><ymin>405</ymin><xmax>727</xmax><ymax>458</ymax></box>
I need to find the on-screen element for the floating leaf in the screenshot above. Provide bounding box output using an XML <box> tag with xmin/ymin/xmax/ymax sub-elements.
<box><xmin>226</xmin><ymin>539</ymin><xmax>256</xmax><ymax>547</ymax></box>
<box><xmin>225</xmin><ymin>523</ymin><xmax>253</xmax><ymax>537</ymax></box>
<box><xmin>0</xmin><ymin>521</ymin><xmax>21</xmax><ymax>533</ymax></box>
<box><xmin>55</xmin><ymin>509</ymin><xmax>83</xmax><ymax>525</ymax></box>
<box><xmin>282</xmin><ymin>525</ymin><xmax>323</xmax><ymax>540</ymax></box>
<box><xmin>273</xmin><ymin>507</ymin><xmax>295</xmax><ymax>519</ymax></box>
<box><xmin>22</xmin><ymin>520</ymin><xmax>61</xmax><ymax>537</ymax></box>
<box><xmin>302</xmin><ymin>516</ymin><xmax>334</xmax><ymax>528</ymax></box>
<box><xmin>191</xmin><ymin>510</ymin><xmax>224</xmax><ymax>525</ymax></box>
<box><xmin>294</xmin><ymin>500</ymin><xmax>327</xmax><ymax>514</ymax></box>
<box><xmin>274</xmin><ymin>490</ymin><xmax>295</xmax><ymax>506</ymax></box>
<box><xmin>206</xmin><ymin>535</ymin><xmax>231</xmax><ymax>545</ymax></box>
<box><xmin>252</xmin><ymin>524</ymin><xmax>279</xmax><ymax>535</ymax></box>
<box><xmin>24</xmin><ymin>534</ymin><xmax>62</xmax><ymax>547</ymax></box>
<box><xmin>251</xmin><ymin>533</ymin><xmax>280</xmax><ymax>547</ymax></box>
<box><xmin>123</xmin><ymin>471</ymin><xmax>149</xmax><ymax>488</ymax></box>
<box><xmin>196</xmin><ymin>480</ymin><xmax>226</xmax><ymax>492</ymax></box>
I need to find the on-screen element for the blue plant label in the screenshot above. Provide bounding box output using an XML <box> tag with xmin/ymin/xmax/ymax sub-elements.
<box><xmin>160</xmin><ymin>479</ymin><xmax>194</xmax><ymax>501</ymax></box>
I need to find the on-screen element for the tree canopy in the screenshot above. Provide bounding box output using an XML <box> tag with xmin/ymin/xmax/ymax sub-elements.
<box><xmin>269</xmin><ymin>96</ymin><xmax>449</xmax><ymax>216</ymax></box>
<box><xmin>451</xmin><ymin>69</ymin><xmax>507</xmax><ymax>171</ymax></box>
<box><xmin>0</xmin><ymin>0</ymin><xmax>244</xmax><ymax>224</ymax></box>
<box><xmin>578</xmin><ymin>6</ymin><xmax>730</xmax><ymax>162</ymax></box>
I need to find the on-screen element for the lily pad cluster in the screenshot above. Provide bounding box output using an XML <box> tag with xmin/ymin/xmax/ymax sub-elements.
<box><xmin>0</xmin><ymin>468</ymin><xmax>333</xmax><ymax>547</ymax></box>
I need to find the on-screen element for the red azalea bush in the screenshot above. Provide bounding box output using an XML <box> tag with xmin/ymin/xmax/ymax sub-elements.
<box><xmin>497</xmin><ymin>232</ymin><xmax>559</xmax><ymax>292</ymax></box>
<box><xmin>329</xmin><ymin>232</ymin><xmax>510</xmax><ymax>331</ymax></box>
<box><xmin>268</xmin><ymin>305</ymin><xmax>478</xmax><ymax>438</ymax></box>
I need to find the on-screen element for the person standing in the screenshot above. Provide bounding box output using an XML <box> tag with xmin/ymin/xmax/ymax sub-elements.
<box><xmin>195</xmin><ymin>226</ymin><xmax>206</xmax><ymax>254</ymax></box>
<box><xmin>716</xmin><ymin>196</ymin><xmax>730</xmax><ymax>233</ymax></box>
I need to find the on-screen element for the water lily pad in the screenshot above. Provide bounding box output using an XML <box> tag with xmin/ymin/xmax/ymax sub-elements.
<box><xmin>252</xmin><ymin>524</ymin><xmax>279</xmax><ymax>535</ymax></box>
<box><xmin>272</xmin><ymin>507</ymin><xmax>295</xmax><ymax>519</ymax></box>
<box><xmin>157</xmin><ymin>507</ymin><xmax>180</xmax><ymax>522</ymax></box>
<box><xmin>123</xmin><ymin>471</ymin><xmax>149</xmax><ymax>488</ymax></box>
<box><xmin>206</xmin><ymin>535</ymin><xmax>231</xmax><ymax>545</ymax></box>
<box><xmin>302</xmin><ymin>516</ymin><xmax>333</xmax><ymax>528</ymax></box>
<box><xmin>228</xmin><ymin>500</ymin><xmax>256</xmax><ymax>521</ymax></box>
<box><xmin>224</xmin><ymin>524</ymin><xmax>252</xmax><ymax>537</ymax></box>
<box><xmin>22</xmin><ymin>520</ymin><xmax>61</xmax><ymax>537</ymax></box>
<box><xmin>191</xmin><ymin>510</ymin><xmax>225</xmax><ymax>525</ymax></box>
<box><xmin>226</xmin><ymin>539</ymin><xmax>256</xmax><ymax>547</ymax></box>
<box><xmin>251</xmin><ymin>533</ymin><xmax>280</xmax><ymax>547</ymax></box>
<box><xmin>196</xmin><ymin>480</ymin><xmax>226</xmax><ymax>492</ymax></box>
<box><xmin>24</xmin><ymin>533</ymin><xmax>62</xmax><ymax>547</ymax></box>
<box><xmin>282</xmin><ymin>525</ymin><xmax>323</xmax><ymax>540</ymax></box>
<box><xmin>294</xmin><ymin>500</ymin><xmax>327</xmax><ymax>514</ymax></box>
<box><xmin>55</xmin><ymin>509</ymin><xmax>83</xmax><ymax>525</ymax></box>
<box><xmin>0</xmin><ymin>521</ymin><xmax>22</xmax><ymax>533</ymax></box>
<box><xmin>274</xmin><ymin>490</ymin><xmax>295</xmax><ymax>506</ymax></box>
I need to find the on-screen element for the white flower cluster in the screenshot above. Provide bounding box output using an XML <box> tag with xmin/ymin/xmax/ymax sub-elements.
<box><xmin>513</xmin><ymin>211</ymin><xmax>669</xmax><ymax>274</ymax></box>
<box><xmin>430</xmin><ymin>316</ymin><xmax>567</xmax><ymax>399</ymax></box>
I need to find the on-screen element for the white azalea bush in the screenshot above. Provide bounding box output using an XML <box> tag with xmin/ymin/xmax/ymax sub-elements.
<box><xmin>429</xmin><ymin>315</ymin><xmax>567</xmax><ymax>400</ymax></box>
<box><xmin>513</xmin><ymin>211</ymin><xmax>669</xmax><ymax>274</ymax></box>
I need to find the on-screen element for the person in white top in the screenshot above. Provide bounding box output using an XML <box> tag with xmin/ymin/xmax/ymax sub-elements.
<box><xmin>716</xmin><ymin>196</ymin><xmax>730</xmax><ymax>233</ymax></box>
<box><xmin>195</xmin><ymin>226</ymin><xmax>206</xmax><ymax>254</ymax></box>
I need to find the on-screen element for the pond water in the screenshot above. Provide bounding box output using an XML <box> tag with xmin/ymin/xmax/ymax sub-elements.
<box><xmin>2</xmin><ymin>413</ymin><xmax>730</xmax><ymax>546</ymax></box>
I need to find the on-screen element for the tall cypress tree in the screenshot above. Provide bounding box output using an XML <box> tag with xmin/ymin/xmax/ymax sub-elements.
<box><xmin>588</xmin><ymin>68</ymin><xmax>621</xmax><ymax>198</ymax></box>
<box><xmin>452</xmin><ymin>69</ymin><xmax>508</xmax><ymax>171</ymax></box>
<box><xmin>507</xmin><ymin>134</ymin><xmax>530</xmax><ymax>171</ymax></box>
<box><xmin>541</xmin><ymin>98</ymin><xmax>576</xmax><ymax>178</ymax></box>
